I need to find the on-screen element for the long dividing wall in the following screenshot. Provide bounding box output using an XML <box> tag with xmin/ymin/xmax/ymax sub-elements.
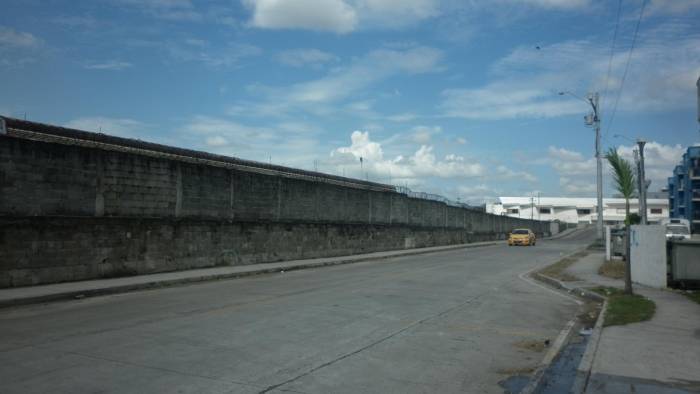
<box><xmin>0</xmin><ymin>120</ymin><xmax>549</xmax><ymax>288</ymax></box>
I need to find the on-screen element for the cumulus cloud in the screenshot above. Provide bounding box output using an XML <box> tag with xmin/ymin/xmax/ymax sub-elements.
<box><xmin>277</xmin><ymin>48</ymin><xmax>338</xmax><ymax>68</ymax></box>
<box><xmin>244</xmin><ymin>0</ymin><xmax>440</xmax><ymax>33</ymax></box>
<box><xmin>546</xmin><ymin>141</ymin><xmax>685</xmax><ymax>195</ymax></box>
<box><xmin>329</xmin><ymin>130</ymin><xmax>503</xmax><ymax>185</ymax></box>
<box><xmin>616</xmin><ymin>141</ymin><xmax>686</xmax><ymax>191</ymax></box>
<box><xmin>244</xmin><ymin>0</ymin><xmax>358</xmax><ymax>33</ymax></box>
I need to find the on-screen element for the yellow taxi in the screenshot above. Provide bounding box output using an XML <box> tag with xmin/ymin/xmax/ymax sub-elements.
<box><xmin>508</xmin><ymin>228</ymin><xmax>536</xmax><ymax>246</ymax></box>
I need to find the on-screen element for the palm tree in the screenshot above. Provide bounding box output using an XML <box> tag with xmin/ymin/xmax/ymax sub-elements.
<box><xmin>606</xmin><ymin>147</ymin><xmax>635</xmax><ymax>295</ymax></box>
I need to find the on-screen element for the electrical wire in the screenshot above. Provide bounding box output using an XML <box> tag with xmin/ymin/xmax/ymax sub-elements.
<box><xmin>600</xmin><ymin>0</ymin><xmax>623</xmax><ymax>117</ymax></box>
<box><xmin>603</xmin><ymin>0</ymin><xmax>648</xmax><ymax>139</ymax></box>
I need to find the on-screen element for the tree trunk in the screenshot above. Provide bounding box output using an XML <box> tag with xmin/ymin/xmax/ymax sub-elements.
<box><xmin>624</xmin><ymin>199</ymin><xmax>633</xmax><ymax>295</ymax></box>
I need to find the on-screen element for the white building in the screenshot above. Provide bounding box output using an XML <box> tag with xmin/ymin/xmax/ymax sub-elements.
<box><xmin>485</xmin><ymin>197</ymin><xmax>669</xmax><ymax>225</ymax></box>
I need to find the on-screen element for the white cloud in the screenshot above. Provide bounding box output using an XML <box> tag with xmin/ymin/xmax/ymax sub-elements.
<box><xmin>410</xmin><ymin>125</ymin><xmax>441</xmax><ymax>144</ymax></box>
<box><xmin>234</xmin><ymin>46</ymin><xmax>442</xmax><ymax>117</ymax></box>
<box><xmin>287</xmin><ymin>46</ymin><xmax>442</xmax><ymax>104</ymax></box>
<box><xmin>441</xmin><ymin>84</ymin><xmax>584</xmax><ymax>119</ymax></box>
<box><xmin>0</xmin><ymin>26</ymin><xmax>39</xmax><ymax>48</ymax></box>
<box><xmin>244</xmin><ymin>0</ymin><xmax>358</xmax><ymax>33</ymax></box>
<box><xmin>65</xmin><ymin>117</ymin><xmax>149</xmax><ymax>139</ymax></box>
<box><xmin>442</xmin><ymin>24</ymin><xmax>700</xmax><ymax>120</ymax></box>
<box><xmin>616</xmin><ymin>141</ymin><xmax>686</xmax><ymax>190</ymax></box>
<box><xmin>84</xmin><ymin>61</ymin><xmax>133</xmax><ymax>70</ymax></box>
<box><xmin>354</xmin><ymin>0</ymin><xmax>439</xmax><ymax>27</ymax></box>
<box><xmin>387</xmin><ymin>113</ymin><xmax>417</xmax><ymax>122</ymax></box>
<box><xmin>495</xmin><ymin>165</ymin><xmax>538</xmax><ymax>182</ymax></box>
<box><xmin>277</xmin><ymin>48</ymin><xmax>338</xmax><ymax>67</ymax></box>
<box><xmin>515</xmin><ymin>0</ymin><xmax>590</xmax><ymax>9</ymax></box>
<box><xmin>244</xmin><ymin>0</ymin><xmax>440</xmax><ymax>33</ymax></box>
<box><xmin>560</xmin><ymin>177</ymin><xmax>596</xmax><ymax>194</ymax></box>
<box><xmin>166</xmin><ymin>41</ymin><xmax>262</xmax><ymax>67</ymax></box>
<box><xmin>114</xmin><ymin>0</ymin><xmax>202</xmax><ymax>21</ymax></box>
<box><xmin>546</xmin><ymin>141</ymin><xmax>684</xmax><ymax>195</ymax></box>
<box><xmin>330</xmin><ymin>130</ymin><xmax>485</xmax><ymax>183</ymax></box>
<box><xmin>646</xmin><ymin>0</ymin><xmax>700</xmax><ymax>16</ymax></box>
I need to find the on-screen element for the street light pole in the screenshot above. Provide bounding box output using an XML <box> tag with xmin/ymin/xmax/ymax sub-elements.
<box><xmin>637</xmin><ymin>139</ymin><xmax>647</xmax><ymax>224</ymax></box>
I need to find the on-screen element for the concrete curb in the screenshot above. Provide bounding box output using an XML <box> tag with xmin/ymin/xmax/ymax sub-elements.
<box><xmin>0</xmin><ymin>240</ymin><xmax>503</xmax><ymax>309</ymax></box>
<box><xmin>572</xmin><ymin>299</ymin><xmax>608</xmax><ymax>394</ymax></box>
<box><xmin>520</xmin><ymin>318</ymin><xmax>578</xmax><ymax>394</ymax></box>
<box><xmin>520</xmin><ymin>242</ymin><xmax>602</xmax><ymax>393</ymax></box>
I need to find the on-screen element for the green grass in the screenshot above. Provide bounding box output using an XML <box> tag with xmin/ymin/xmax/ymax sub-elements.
<box><xmin>683</xmin><ymin>291</ymin><xmax>700</xmax><ymax>305</ymax></box>
<box><xmin>590</xmin><ymin>287</ymin><xmax>656</xmax><ymax>327</ymax></box>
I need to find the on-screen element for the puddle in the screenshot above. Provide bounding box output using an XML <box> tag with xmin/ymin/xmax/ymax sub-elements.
<box><xmin>534</xmin><ymin>336</ymin><xmax>589</xmax><ymax>394</ymax></box>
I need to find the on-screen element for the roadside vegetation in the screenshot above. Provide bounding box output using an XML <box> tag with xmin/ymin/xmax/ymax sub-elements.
<box><xmin>598</xmin><ymin>260</ymin><xmax>625</xmax><ymax>279</ymax></box>
<box><xmin>682</xmin><ymin>291</ymin><xmax>700</xmax><ymax>305</ymax></box>
<box><xmin>538</xmin><ymin>251</ymin><xmax>589</xmax><ymax>282</ymax></box>
<box><xmin>591</xmin><ymin>287</ymin><xmax>656</xmax><ymax>327</ymax></box>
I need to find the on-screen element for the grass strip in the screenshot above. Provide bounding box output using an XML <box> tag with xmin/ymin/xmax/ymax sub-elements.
<box><xmin>682</xmin><ymin>291</ymin><xmax>700</xmax><ymax>305</ymax></box>
<box><xmin>538</xmin><ymin>251</ymin><xmax>588</xmax><ymax>282</ymax></box>
<box><xmin>590</xmin><ymin>287</ymin><xmax>656</xmax><ymax>327</ymax></box>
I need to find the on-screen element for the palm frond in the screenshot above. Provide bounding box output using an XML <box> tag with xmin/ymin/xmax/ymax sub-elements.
<box><xmin>606</xmin><ymin>147</ymin><xmax>636</xmax><ymax>199</ymax></box>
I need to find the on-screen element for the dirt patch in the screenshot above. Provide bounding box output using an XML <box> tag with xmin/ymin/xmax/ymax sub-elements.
<box><xmin>514</xmin><ymin>339</ymin><xmax>550</xmax><ymax>353</ymax></box>
<box><xmin>577</xmin><ymin>301</ymin><xmax>603</xmax><ymax>328</ymax></box>
<box><xmin>598</xmin><ymin>260</ymin><xmax>625</xmax><ymax>279</ymax></box>
<box><xmin>538</xmin><ymin>250</ymin><xmax>589</xmax><ymax>282</ymax></box>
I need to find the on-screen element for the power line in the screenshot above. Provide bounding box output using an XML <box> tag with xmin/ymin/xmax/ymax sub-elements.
<box><xmin>603</xmin><ymin>0</ymin><xmax>648</xmax><ymax>139</ymax></box>
<box><xmin>600</xmin><ymin>0</ymin><xmax>623</xmax><ymax>116</ymax></box>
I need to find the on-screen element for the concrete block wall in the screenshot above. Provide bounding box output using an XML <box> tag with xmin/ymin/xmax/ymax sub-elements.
<box><xmin>0</xmin><ymin>134</ymin><xmax>549</xmax><ymax>287</ymax></box>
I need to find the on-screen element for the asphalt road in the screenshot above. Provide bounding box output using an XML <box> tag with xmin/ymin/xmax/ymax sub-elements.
<box><xmin>0</xmin><ymin>228</ymin><xmax>595</xmax><ymax>394</ymax></box>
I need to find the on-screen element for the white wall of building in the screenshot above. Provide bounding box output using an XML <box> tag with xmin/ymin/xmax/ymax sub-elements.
<box><xmin>485</xmin><ymin>197</ymin><xmax>668</xmax><ymax>225</ymax></box>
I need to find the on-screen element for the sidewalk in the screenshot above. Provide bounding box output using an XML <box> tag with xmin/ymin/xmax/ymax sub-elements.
<box><xmin>0</xmin><ymin>239</ymin><xmax>504</xmax><ymax>308</ymax></box>
<box><xmin>563</xmin><ymin>253</ymin><xmax>700</xmax><ymax>393</ymax></box>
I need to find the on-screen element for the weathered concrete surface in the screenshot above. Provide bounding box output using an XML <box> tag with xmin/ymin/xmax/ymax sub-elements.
<box><xmin>0</xmin><ymin>228</ymin><xmax>595</xmax><ymax>394</ymax></box>
<box><xmin>587</xmin><ymin>288</ymin><xmax>700</xmax><ymax>394</ymax></box>
<box><xmin>556</xmin><ymin>250</ymin><xmax>700</xmax><ymax>393</ymax></box>
<box><xmin>0</xmin><ymin>217</ymin><xmax>529</xmax><ymax>288</ymax></box>
<box><xmin>1</xmin><ymin>130</ymin><xmax>549</xmax><ymax>288</ymax></box>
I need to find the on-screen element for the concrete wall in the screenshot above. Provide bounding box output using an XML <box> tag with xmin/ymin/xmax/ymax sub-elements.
<box><xmin>0</xmin><ymin>133</ymin><xmax>549</xmax><ymax>287</ymax></box>
<box><xmin>630</xmin><ymin>225</ymin><xmax>667</xmax><ymax>288</ymax></box>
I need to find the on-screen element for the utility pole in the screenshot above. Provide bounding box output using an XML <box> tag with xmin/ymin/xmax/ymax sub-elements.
<box><xmin>637</xmin><ymin>139</ymin><xmax>647</xmax><ymax>224</ymax></box>
<box><xmin>590</xmin><ymin>93</ymin><xmax>604</xmax><ymax>241</ymax></box>
<box><xmin>530</xmin><ymin>196</ymin><xmax>534</xmax><ymax>220</ymax></box>
<box><xmin>559</xmin><ymin>91</ymin><xmax>603</xmax><ymax>241</ymax></box>
<box><xmin>633</xmin><ymin>148</ymin><xmax>642</xmax><ymax>220</ymax></box>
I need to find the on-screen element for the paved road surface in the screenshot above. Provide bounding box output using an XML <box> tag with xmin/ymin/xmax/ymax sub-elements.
<box><xmin>0</xmin><ymin>228</ymin><xmax>595</xmax><ymax>393</ymax></box>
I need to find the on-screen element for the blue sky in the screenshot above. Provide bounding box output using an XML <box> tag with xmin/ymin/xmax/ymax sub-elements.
<box><xmin>1</xmin><ymin>0</ymin><xmax>699</xmax><ymax>203</ymax></box>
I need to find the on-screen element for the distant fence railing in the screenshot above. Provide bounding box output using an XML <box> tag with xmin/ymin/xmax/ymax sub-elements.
<box><xmin>395</xmin><ymin>186</ymin><xmax>484</xmax><ymax>211</ymax></box>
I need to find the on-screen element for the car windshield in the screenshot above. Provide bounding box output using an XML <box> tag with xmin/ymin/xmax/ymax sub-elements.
<box><xmin>512</xmin><ymin>229</ymin><xmax>529</xmax><ymax>235</ymax></box>
<box><xmin>667</xmin><ymin>226</ymin><xmax>689</xmax><ymax>235</ymax></box>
